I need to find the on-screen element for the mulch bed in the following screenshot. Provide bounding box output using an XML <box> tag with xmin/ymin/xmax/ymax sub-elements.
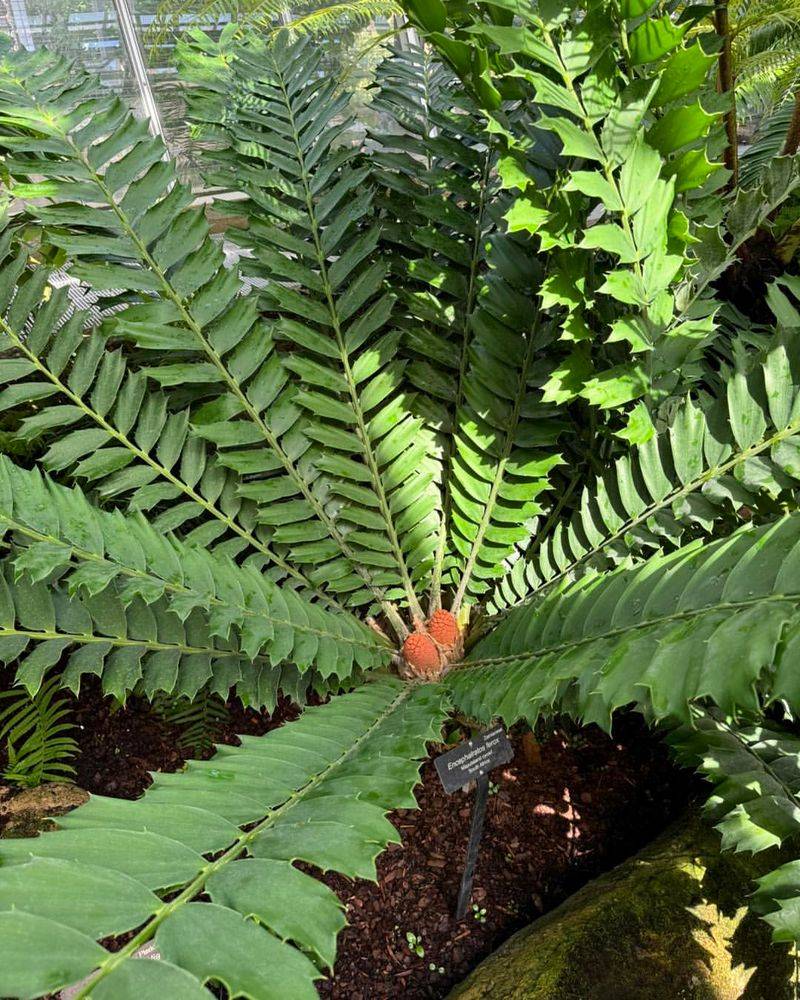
<box><xmin>318</xmin><ymin>715</ymin><xmax>691</xmax><ymax>999</ymax></box>
<box><xmin>0</xmin><ymin>681</ymin><xmax>692</xmax><ymax>999</ymax></box>
<box><xmin>67</xmin><ymin>680</ymin><xmax>302</xmax><ymax>799</ymax></box>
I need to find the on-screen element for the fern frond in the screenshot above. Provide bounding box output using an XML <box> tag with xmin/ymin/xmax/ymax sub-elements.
<box><xmin>148</xmin><ymin>0</ymin><xmax>297</xmax><ymax>53</ymax></box>
<box><xmin>732</xmin><ymin>0</ymin><xmax>800</xmax><ymax>43</ymax></box>
<box><xmin>0</xmin><ymin>680</ymin><xmax>447</xmax><ymax>998</ymax></box>
<box><xmin>0</xmin><ymin>678</ymin><xmax>77</xmax><ymax>787</ymax></box>
<box><xmin>149</xmin><ymin>0</ymin><xmax>399</xmax><ymax>50</ymax></box>
<box><xmin>740</xmin><ymin>99</ymin><xmax>799</xmax><ymax>186</ymax></box>
<box><xmin>152</xmin><ymin>689</ymin><xmax>230</xmax><ymax>754</ymax></box>
<box><xmin>266</xmin><ymin>0</ymin><xmax>401</xmax><ymax>38</ymax></box>
<box><xmin>725</xmin><ymin>0</ymin><xmax>800</xmax><ymax>116</ymax></box>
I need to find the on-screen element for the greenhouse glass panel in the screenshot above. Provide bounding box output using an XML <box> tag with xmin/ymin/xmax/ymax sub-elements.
<box><xmin>0</xmin><ymin>1</ymin><xmax>143</xmax><ymax>109</ymax></box>
<box><xmin>0</xmin><ymin>2</ymin><xmax>405</xmax><ymax>187</ymax></box>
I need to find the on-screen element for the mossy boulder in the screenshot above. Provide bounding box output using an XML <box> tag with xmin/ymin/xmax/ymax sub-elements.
<box><xmin>0</xmin><ymin>783</ymin><xmax>88</xmax><ymax>838</ymax></box>
<box><xmin>449</xmin><ymin>813</ymin><xmax>798</xmax><ymax>1000</ymax></box>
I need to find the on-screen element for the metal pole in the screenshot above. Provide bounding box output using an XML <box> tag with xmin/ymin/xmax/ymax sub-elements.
<box><xmin>110</xmin><ymin>0</ymin><xmax>164</xmax><ymax>138</ymax></box>
<box><xmin>455</xmin><ymin>774</ymin><xmax>489</xmax><ymax>920</ymax></box>
<box><xmin>9</xmin><ymin>0</ymin><xmax>33</xmax><ymax>50</ymax></box>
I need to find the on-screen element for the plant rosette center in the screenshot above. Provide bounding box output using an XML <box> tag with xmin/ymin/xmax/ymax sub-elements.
<box><xmin>401</xmin><ymin>610</ymin><xmax>463</xmax><ymax>680</ymax></box>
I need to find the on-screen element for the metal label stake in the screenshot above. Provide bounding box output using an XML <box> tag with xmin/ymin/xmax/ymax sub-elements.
<box><xmin>433</xmin><ymin>725</ymin><xmax>514</xmax><ymax>920</ymax></box>
<box><xmin>455</xmin><ymin>772</ymin><xmax>490</xmax><ymax>920</ymax></box>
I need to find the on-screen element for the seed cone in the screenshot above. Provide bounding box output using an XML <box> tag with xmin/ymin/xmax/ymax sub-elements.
<box><xmin>402</xmin><ymin>632</ymin><xmax>441</xmax><ymax>678</ymax></box>
<box><xmin>427</xmin><ymin>609</ymin><xmax>460</xmax><ymax>648</ymax></box>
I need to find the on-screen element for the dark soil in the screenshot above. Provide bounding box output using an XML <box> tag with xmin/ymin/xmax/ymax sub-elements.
<box><xmin>0</xmin><ymin>681</ymin><xmax>692</xmax><ymax>999</ymax></box>
<box><xmin>68</xmin><ymin>679</ymin><xmax>303</xmax><ymax>800</ymax></box>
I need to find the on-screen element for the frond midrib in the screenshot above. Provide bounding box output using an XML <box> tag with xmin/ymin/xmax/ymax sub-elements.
<box><xmin>461</xmin><ymin>585</ymin><xmax>798</xmax><ymax>671</ymax></box>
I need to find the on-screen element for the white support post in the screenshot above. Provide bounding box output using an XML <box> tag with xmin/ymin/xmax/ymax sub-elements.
<box><xmin>110</xmin><ymin>0</ymin><xmax>164</xmax><ymax>138</ymax></box>
<box><xmin>8</xmin><ymin>0</ymin><xmax>33</xmax><ymax>50</ymax></box>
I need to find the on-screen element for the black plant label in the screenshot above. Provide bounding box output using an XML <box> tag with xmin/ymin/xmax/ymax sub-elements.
<box><xmin>434</xmin><ymin>725</ymin><xmax>514</xmax><ymax>794</ymax></box>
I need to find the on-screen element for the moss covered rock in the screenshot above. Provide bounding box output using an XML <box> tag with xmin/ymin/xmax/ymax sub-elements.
<box><xmin>449</xmin><ymin>814</ymin><xmax>798</xmax><ymax>1000</ymax></box>
<box><xmin>0</xmin><ymin>783</ymin><xmax>88</xmax><ymax>838</ymax></box>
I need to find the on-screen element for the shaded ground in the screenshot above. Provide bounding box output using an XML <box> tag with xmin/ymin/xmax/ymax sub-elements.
<box><xmin>0</xmin><ymin>681</ymin><xmax>692</xmax><ymax>999</ymax></box>
<box><xmin>69</xmin><ymin>680</ymin><xmax>302</xmax><ymax>799</ymax></box>
<box><xmin>318</xmin><ymin>716</ymin><xmax>692</xmax><ymax>999</ymax></box>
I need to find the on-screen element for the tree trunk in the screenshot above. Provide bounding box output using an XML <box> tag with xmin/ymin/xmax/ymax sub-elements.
<box><xmin>782</xmin><ymin>90</ymin><xmax>800</xmax><ymax>156</ymax></box>
<box><xmin>714</xmin><ymin>0</ymin><xmax>739</xmax><ymax>188</ymax></box>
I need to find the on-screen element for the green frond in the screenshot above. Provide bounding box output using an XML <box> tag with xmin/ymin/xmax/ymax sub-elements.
<box><xmin>0</xmin><ymin>680</ymin><xmax>448</xmax><ymax>999</ymax></box>
<box><xmin>150</xmin><ymin>0</ymin><xmax>400</xmax><ymax>49</ymax></box>
<box><xmin>152</xmin><ymin>689</ymin><xmax>231</xmax><ymax>754</ymax></box>
<box><xmin>732</xmin><ymin>0</ymin><xmax>800</xmax><ymax>42</ymax></box>
<box><xmin>489</xmin><ymin>322</ymin><xmax>800</xmax><ymax>615</ymax></box>
<box><xmin>266</xmin><ymin>0</ymin><xmax>402</xmax><ymax>39</ymax></box>
<box><xmin>0</xmin><ymin>42</ymin><xmax>425</xmax><ymax>623</ymax></box>
<box><xmin>668</xmin><ymin>713</ymin><xmax>800</xmax><ymax>944</ymax></box>
<box><xmin>0</xmin><ymin>56</ymin><xmax>329</xmax><ymax>587</ymax></box>
<box><xmin>736</xmin><ymin>48</ymin><xmax>800</xmax><ymax>100</ymax></box>
<box><xmin>0</xmin><ymin>455</ymin><xmax>390</xmax><ymax>704</ymax></box>
<box><xmin>0</xmin><ymin>569</ymin><xmax>242</xmax><ymax>706</ymax></box>
<box><xmin>0</xmin><ymin>230</ymin><xmax>303</xmax><ymax>582</ymax></box>
<box><xmin>452</xmin><ymin>512</ymin><xmax>800</xmax><ymax>729</ymax></box>
<box><xmin>369</xmin><ymin>48</ymin><xmax>571</xmax><ymax>610</ymax></box>
<box><xmin>148</xmin><ymin>0</ymin><xmax>287</xmax><ymax>48</ymax></box>
<box><xmin>369</xmin><ymin>44</ymin><xmax>553</xmax><ymax>609</ymax></box>
<box><xmin>0</xmin><ymin>677</ymin><xmax>77</xmax><ymax>787</ymax></box>
<box><xmin>183</xmin><ymin>34</ymin><xmax>438</xmax><ymax>625</ymax></box>
<box><xmin>740</xmin><ymin>99</ymin><xmax>799</xmax><ymax>186</ymax></box>
<box><xmin>446</xmin><ymin>225</ymin><xmax>569</xmax><ymax>611</ymax></box>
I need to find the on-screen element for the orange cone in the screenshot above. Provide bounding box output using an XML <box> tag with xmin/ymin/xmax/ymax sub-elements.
<box><xmin>402</xmin><ymin>632</ymin><xmax>441</xmax><ymax>678</ymax></box>
<box><xmin>427</xmin><ymin>609</ymin><xmax>460</xmax><ymax>648</ymax></box>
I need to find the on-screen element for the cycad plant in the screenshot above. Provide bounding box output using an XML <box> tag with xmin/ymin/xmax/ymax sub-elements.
<box><xmin>708</xmin><ymin>0</ymin><xmax>800</xmax><ymax>130</ymax></box>
<box><xmin>1</xmin><ymin>1</ymin><xmax>800</xmax><ymax>994</ymax></box>
<box><xmin>687</xmin><ymin>0</ymin><xmax>800</xmax><ymax>184</ymax></box>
